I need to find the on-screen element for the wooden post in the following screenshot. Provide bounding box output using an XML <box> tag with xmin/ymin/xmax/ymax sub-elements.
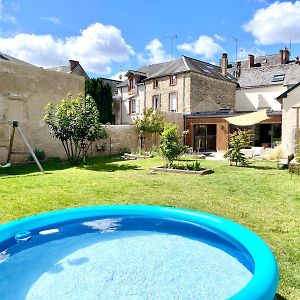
<box><xmin>7</xmin><ymin>126</ymin><xmax>16</xmax><ymax>163</ymax></box>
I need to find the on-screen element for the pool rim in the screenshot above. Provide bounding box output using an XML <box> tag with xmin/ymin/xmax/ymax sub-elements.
<box><xmin>0</xmin><ymin>205</ymin><xmax>278</xmax><ymax>300</ymax></box>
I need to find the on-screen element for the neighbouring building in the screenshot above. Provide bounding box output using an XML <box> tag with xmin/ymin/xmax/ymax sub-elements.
<box><xmin>0</xmin><ymin>53</ymin><xmax>85</xmax><ymax>162</ymax></box>
<box><xmin>116</xmin><ymin>55</ymin><xmax>237</xmax><ymax>151</ymax></box>
<box><xmin>228</xmin><ymin>49</ymin><xmax>300</xmax><ymax>155</ymax></box>
<box><xmin>48</xmin><ymin>60</ymin><xmax>89</xmax><ymax>78</ymax></box>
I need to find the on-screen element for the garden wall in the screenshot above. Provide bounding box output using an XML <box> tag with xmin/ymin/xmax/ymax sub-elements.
<box><xmin>0</xmin><ymin>59</ymin><xmax>85</xmax><ymax>163</ymax></box>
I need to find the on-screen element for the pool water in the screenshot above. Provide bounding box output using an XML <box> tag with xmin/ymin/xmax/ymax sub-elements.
<box><xmin>0</xmin><ymin>216</ymin><xmax>253</xmax><ymax>300</ymax></box>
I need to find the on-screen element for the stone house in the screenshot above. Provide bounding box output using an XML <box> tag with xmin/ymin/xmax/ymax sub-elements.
<box><xmin>116</xmin><ymin>55</ymin><xmax>237</xmax><ymax>151</ymax></box>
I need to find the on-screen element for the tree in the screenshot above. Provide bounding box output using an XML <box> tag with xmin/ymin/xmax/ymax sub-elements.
<box><xmin>85</xmin><ymin>78</ymin><xmax>113</xmax><ymax>124</ymax></box>
<box><xmin>44</xmin><ymin>93</ymin><xmax>107</xmax><ymax>165</ymax></box>
<box><xmin>160</xmin><ymin>123</ymin><xmax>185</xmax><ymax>167</ymax></box>
<box><xmin>224</xmin><ymin>129</ymin><xmax>252</xmax><ymax>167</ymax></box>
<box><xmin>133</xmin><ymin>108</ymin><xmax>165</xmax><ymax>150</ymax></box>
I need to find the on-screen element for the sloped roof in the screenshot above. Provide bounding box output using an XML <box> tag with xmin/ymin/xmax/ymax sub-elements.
<box><xmin>100</xmin><ymin>78</ymin><xmax>121</xmax><ymax>95</ymax></box>
<box><xmin>237</xmin><ymin>64</ymin><xmax>300</xmax><ymax>88</ymax></box>
<box><xmin>228</xmin><ymin>53</ymin><xmax>282</xmax><ymax>70</ymax></box>
<box><xmin>47</xmin><ymin>62</ymin><xmax>89</xmax><ymax>78</ymax></box>
<box><xmin>117</xmin><ymin>56</ymin><xmax>236</xmax><ymax>88</ymax></box>
<box><xmin>0</xmin><ymin>52</ymin><xmax>37</xmax><ymax>67</ymax></box>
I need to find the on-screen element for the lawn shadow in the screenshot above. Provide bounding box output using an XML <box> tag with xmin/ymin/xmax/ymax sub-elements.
<box><xmin>246</xmin><ymin>165</ymin><xmax>277</xmax><ymax>170</ymax></box>
<box><xmin>78</xmin><ymin>156</ymin><xmax>141</xmax><ymax>172</ymax></box>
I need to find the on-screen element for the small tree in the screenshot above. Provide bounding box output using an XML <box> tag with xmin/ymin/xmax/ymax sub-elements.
<box><xmin>224</xmin><ymin>129</ymin><xmax>252</xmax><ymax>167</ymax></box>
<box><xmin>44</xmin><ymin>93</ymin><xmax>107</xmax><ymax>165</ymax></box>
<box><xmin>134</xmin><ymin>108</ymin><xmax>165</xmax><ymax>150</ymax></box>
<box><xmin>160</xmin><ymin>123</ymin><xmax>185</xmax><ymax>167</ymax></box>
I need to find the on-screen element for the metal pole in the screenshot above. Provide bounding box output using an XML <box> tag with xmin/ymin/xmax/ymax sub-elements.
<box><xmin>16</xmin><ymin>126</ymin><xmax>45</xmax><ymax>174</ymax></box>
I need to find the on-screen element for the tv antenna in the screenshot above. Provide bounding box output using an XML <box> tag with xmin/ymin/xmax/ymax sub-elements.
<box><xmin>164</xmin><ymin>35</ymin><xmax>178</xmax><ymax>59</ymax></box>
<box><xmin>233</xmin><ymin>37</ymin><xmax>238</xmax><ymax>62</ymax></box>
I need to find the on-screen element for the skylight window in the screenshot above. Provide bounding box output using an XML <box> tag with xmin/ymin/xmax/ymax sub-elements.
<box><xmin>203</xmin><ymin>68</ymin><xmax>211</xmax><ymax>74</ymax></box>
<box><xmin>272</xmin><ymin>74</ymin><xmax>285</xmax><ymax>82</ymax></box>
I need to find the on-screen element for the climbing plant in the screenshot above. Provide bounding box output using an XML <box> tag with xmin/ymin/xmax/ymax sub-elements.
<box><xmin>85</xmin><ymin>78</ymin><xmax>113</xmax><ymax>124</ymax></box>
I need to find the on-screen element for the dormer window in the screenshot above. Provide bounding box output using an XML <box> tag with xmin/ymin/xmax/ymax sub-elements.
<box><xmin>153</xmin><ymin>79</ymin><xmax>159</xmax><ymax>89</ymax></box>
<box><xmin>129</xmin><ymin>78</ymin><xmax>136</xmax><ymax>90</ymax></box>
<box><xmin>170</xmin><ymin>75</ymin><xmax>177</xmax><ymax>85</ymax></box>
<box><xmin>272</xmin><ymin>74</ymin><xmax>285</xmax><ymax>82</ymax></box>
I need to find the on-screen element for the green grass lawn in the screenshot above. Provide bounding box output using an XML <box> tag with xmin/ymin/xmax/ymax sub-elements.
<box><xmin>0</xmin><ymin>156</ymin><xmax>299</xmax><ymax>299</ymax></box>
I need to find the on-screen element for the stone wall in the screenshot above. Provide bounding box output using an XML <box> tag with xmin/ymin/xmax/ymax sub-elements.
<box><xmin>189</xmin><ymin>72</ymin><xmax>236</xmax><ymax>112</ymax></box>
<box><xmin>0</xmin><ymin>60</ymin><xmax>85</xmax><ymax>163</ymax></box>
<box><xmin>144</xmin><ymin>73</ymin><xmax>191</xmax><ymax>113</ymax></box>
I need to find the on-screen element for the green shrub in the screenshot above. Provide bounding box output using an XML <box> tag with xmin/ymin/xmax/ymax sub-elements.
<box><xmin>224</xmin><ymin>129</ymin><xmax>252</xmax><ymax>167</ymax></box>
<box><xmin>160</xmin><ymin>123</ymin><xmax>185</xmax><ymax>167</ymax></box>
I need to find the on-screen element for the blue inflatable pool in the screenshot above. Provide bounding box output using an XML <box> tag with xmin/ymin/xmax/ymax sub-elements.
<box><xmin>0</xmin><ymin>205</ymin><xmax>278</xmax><ymax>299</ymax></box>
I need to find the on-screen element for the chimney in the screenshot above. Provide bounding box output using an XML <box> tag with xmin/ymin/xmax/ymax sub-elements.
<box><xmin>236</xmin><ymin>61</ymin><xmax>241</xmax><ymax>77</ymax></box>
<box><xmin>280</xmin><ymin>48</ymin><xmax>290</xmax><ymax>64</ymax></box>
<box><xmin>221</xmin><ymin>53</ymin><xmax>228</xmax><ymax>76</ymax></box>
<box><xmin>248</xmin><ymin>54</ymin><xmax>254</xmax><ymax>68</ymax></box>
<box><xmin>69</xmin><ymin>60</ymin><xmax>79</xmax><ymax>71</ymax></box>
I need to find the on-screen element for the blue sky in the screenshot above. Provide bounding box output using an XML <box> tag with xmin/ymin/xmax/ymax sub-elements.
<box><xmin>1</xmin><ymin>0</ymin><xmax>300</xmax><ymax>79</ymax></box>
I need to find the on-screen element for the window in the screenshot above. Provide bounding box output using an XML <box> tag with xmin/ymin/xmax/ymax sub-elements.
<box><xmin>129</xmin><ymin>78</ymin><xmax>136</xmax><ymax>90</ymax></box>
<box><xmin>272</xmin><ymin>74</ymin><xmax>285</xmax><ymax>82</ymax></box>
<box><xmin>153</xmin><ymin>79</ymin><xmax>159</xmax><ymax>88</ymax></box>
<box><xmin>152</xmin><ymin>95</ymin><xmax>160</xmax><ymax>110</ymax></box>
<box><xmin>170</xmin><ymin>75</ymin><xmax>177</xmax><ymax>85</ymax></box>
<box><xmin>129</xmin><ymin>98</ymin><xmax>139</xmax><ymax>114</ymax></box>
<box><xmin>169</xmin><ymin>93</ymin><xmax>177</xmax><ymax>112</ymax></box>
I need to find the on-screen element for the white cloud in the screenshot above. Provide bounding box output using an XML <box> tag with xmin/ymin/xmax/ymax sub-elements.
<box><xmin>138</xmin><ymin>38</ymin><xmax>171</xmax><ymax>64</ymax></box>
<box><xmin>0</xmin><ymin>0</ymin><xmax>15</xmax><ymax>23</ymax></box>
<box><xmin>214</xmin><ymin>34</ymin><xmax>225</xmax><ymax>42</ymax></box>
<box><xmin>177</xmin><ymin>35</ymin><xmax>223</xmax><ymax>59</ymax></box>
<box><xmin>110</xmin><ymin>71</ymin><xmax>126</xmax><ymax>81</ymax></box>
<box><xmin>243</xmin><ymin>1</ymin><xmax>300</xmax><ymax>45</ymax></box>
<box><xmin>40</xmin><ymin>16</ymin><xmax>63</xmax><ymax>25</ymax></box>
<box><xmin>0</xmin><ymin>22</ymin><xmax>134</xmax><ymax>74</ymax></box>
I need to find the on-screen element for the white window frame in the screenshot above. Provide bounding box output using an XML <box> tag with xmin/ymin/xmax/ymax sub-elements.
<box><xmin>169</xmin><ymin>92</ymin><xmax>177</xmax><ymax>112</ymax></box>
<box><xmin>170</xmin><ymin>75</ymin><xmax>177</xmax><ymax>85</ymax></box>
<box><xmin>152</xmin><ymin>95</ymin><xmax>160</xmax><ymax>110</ymax></box>
<box><xmin>130</xmin><ymin>98</ymin><xmax>139</xmax><ymax>114</ymax></box>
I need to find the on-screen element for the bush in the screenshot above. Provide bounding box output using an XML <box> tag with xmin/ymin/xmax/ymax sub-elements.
<box><xmin>264</xmin><ymin>145</ymin><xmax>283</xmax><ymax>160</ymax></box>
<box><xmin>224</xmin><ymin>129</ymin><xmax>252</xmax><ymax>167</ymax></box>
<box><xmin>44</xmin><ymin>93</ymin><xmax>107</xmax><ymax>165</ymax></box>
<box><xmin>27</xmin><ymin>148</ymin><xmax>45</xmax><ymax>161</ymax></box>
<box><xmin>160</xmin><ymin>123</ymin><xmax>185</xmax><ymax>167</ymax></box>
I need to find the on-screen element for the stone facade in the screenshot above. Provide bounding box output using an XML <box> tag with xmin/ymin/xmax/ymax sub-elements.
<box><xmin>0</xmin><ymin>60</ymin><xmax>85</xmax><ymax>162</ymax></box>
<box><xmin>189</xmin><ymin>72</ymin><xmax>236</xmax><ymax>112</ymax></box>
<box><xmin>144</xmin><ymin>73</ymin><xmax>191</xmax><ymax>113</ymax></box>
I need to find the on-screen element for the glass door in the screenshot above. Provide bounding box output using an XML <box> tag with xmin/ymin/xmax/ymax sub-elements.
<box><xmin>194</xmin><ymin>125</ymin><xmax>207</xmax><ymax>151</ymax></box>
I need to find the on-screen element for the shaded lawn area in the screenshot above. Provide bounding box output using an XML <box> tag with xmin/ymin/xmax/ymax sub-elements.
<box><xmin>0</xmin><ymin>156</ymin><xmax>299</xmax><ymax>299</ymax></box>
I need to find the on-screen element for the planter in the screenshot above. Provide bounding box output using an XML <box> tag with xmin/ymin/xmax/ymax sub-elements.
<box><xmin>151</xmin><ymin>166</ymin><xmax>214</xmax><ymax>175</ymax></box>
<box><xmin>121</xmin><ymin>153</ymin><xmax>151</xmax><ymax>160</ymax></box>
